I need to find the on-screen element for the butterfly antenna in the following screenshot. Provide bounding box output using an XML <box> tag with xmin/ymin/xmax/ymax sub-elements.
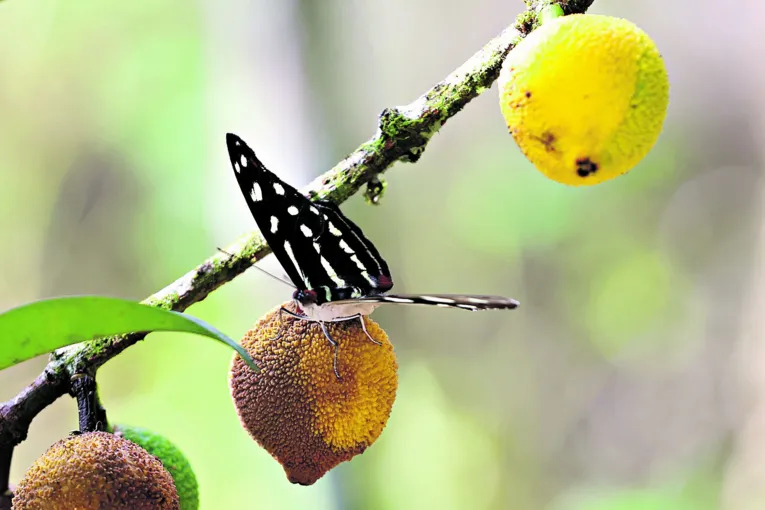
<box><xmin>216</xmin><ymin>247</ymin><xmax>296</xmax><ymax>289</ymax></box>
<box><xmin>252</xmin><ymin>264</ymin><xmax>296</xmax><ymax>289</ymax></box>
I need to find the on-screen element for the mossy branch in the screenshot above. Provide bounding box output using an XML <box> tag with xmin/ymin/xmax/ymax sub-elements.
<box><xmin>0</xmin><ymin>0</ymin><xmax>594</xmax><ymax>467</ymax></box>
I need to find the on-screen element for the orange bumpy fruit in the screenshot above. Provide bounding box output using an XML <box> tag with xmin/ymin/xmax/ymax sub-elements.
<box><xmin>12</xmin><ymin>431</ymin><xmax>179</xmax><ymax>510</ymax></box>
<box><xmin>230</xmin><ymin>302</ymin><xmax>398</xmax><ymax>485</ymax></box>
<box><xmin>499</xmin><ymin>14</ymin><xmax>669</xmax><ymax>185</ymax></box>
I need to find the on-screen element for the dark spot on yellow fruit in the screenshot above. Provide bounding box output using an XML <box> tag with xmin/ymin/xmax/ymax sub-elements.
<box><xmin>576</xmin><ymin>157</ymin><xmax>599</xmax><ymax>177</ymax></box>
<box><xmin>525</xmin><ymin>91</ymin><xmax>531</xmax><ymax>98</ymax></box>
<box><xmin>534</xmin><ymin>131</ymin><xmax>556</xmax><ymax>152</ymax></box>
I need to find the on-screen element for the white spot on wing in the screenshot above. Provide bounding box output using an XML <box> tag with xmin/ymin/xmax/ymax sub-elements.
<box><xmin>240</xmin><ymin>154</ymin><xmax>248</xmax><ymax>167</ymax></box>
<box><xmin>350</xmin><ymin>254</ymin><xmax>366</xmax><ymax>270</ymax></box>
<box><xmin>436</xmin><ymin>303</ymin><xmax>450</xmax><ymax>308</ymax></box>
<box><xmin>300</xmin><ymin>224</ymin><xmax>313</xmax><ymax>237</ymax></box>
<box><xmin>360</xmin><ymin>271</ymin><xmax>375</xmax><ymax>285</ymax></box>
<box><xmin>250</xmin><ymin>183</ymin><xmax>262</xmax><ymax>202</ymax></box>
<box><xmin>234</xmin><ymin>162</ymin><xmax>240</xmax><ymax>173</ymax></box>
<box><xmin>283</xmin><ymin>241</ymin><xmax>303</xmax><ymax>281</ymax></box>
<box><xmin>466</xmin><ymin>297</ymin><xmax>490</xmax><ymax>304</ymax></box>
<box><xmin>273</xmin><ymin>182</ymin><xmax>285</xmax><ymax>195</ymax></box>
<box><xmin>310</xmin><ymin>207</ymin><xmax>319</xmax><ymax>215</ymax></box>
<box><xmin>287</xmin><ymin>206</ymin><xmax>299</xmax><ymax>216</ymax></box>
<box><xmin>328</xmin><ymin>222</ymin><xmax>342</xmax><ymax>237</ymax></box>
<box><xmin>270</xmin><ymin>216</ymin><xmax>279</xmax><ymax>233</ymax></box>
<box><xmin>420</xmin><ymin>296</ymin><xmax>456</xmax><ymax>304</ymax></box>
<box><xmin>339</xmin><ymin>240</ymin><xmax>354</xmax><ymax>254</ymax></box>
<box><xmin>327</xmin><ymin>212</ymin><xmax>385</xmax><ymax>276</ymax></box>
<box><xmin>320</xmin><ymin>256</ymin><xmax>346</xmax><ymax>286</ymax></box>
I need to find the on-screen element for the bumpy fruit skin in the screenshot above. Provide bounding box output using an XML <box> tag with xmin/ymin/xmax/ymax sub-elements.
<box><xmin>230</xmin><ymin>302</ymin><xmax>398</xmax><ymax>485</ymax></box>
<box><xmin>12</xmin><ymin>431</ymin><xmax>179</xmax><ymax>510</ymax></box>
<box><xmin>114</xmin><ymin>425</ymin><xmax>199</xmax><ymax>510</ymax></box>
<box><xmin>499</xmin><ymin>14</ymin><xmax>669</xmax><ymax>185</ymax></box>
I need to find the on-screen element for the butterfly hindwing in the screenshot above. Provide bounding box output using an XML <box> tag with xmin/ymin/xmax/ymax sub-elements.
<box><xmin>312</xmin><ymin>201</ymin><xmax>393</xmax><ymax>293</ymax></box>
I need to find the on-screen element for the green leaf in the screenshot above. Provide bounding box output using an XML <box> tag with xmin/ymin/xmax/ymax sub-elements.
<box><xmin>0</xmin><ymin>296</ymin><xmax>259</xmax><ymax>373</ymax></box>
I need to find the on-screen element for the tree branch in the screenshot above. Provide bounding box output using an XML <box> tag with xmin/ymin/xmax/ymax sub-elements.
<box><xmin>0</xmin><ymin>0</ymin><xmax>594</xmax><ymax>456</ymax></box>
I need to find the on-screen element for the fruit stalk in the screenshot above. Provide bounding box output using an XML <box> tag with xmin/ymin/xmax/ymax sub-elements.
<box><xmin>71</xmin><ymin>374</ymin><xmax>109</xmax><ymax>433</ymax></box>
<box><xmin>0</xmin><ymin>445</ymin><xmax>11</xmax><ymax>494</ymax></box>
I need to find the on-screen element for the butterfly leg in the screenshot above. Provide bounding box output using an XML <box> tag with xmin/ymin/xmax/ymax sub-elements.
<box><xmin>279</xmin><ymin>307</ymin><xmax>307</xmax><ymax>321</ymax></box>
<box><xmin>275</xmin><ymin>307</ymin><xmax>341</xmax><ymax>380</ymax></box>
<box><xmin>318</xmin><ymin>322</ymin><xmax>341</xmax><ymax>380</ymax></box>
<box><xmin>354</xmin><ymin>314</ymin><xmax>381</xmax><ymax>346</ymax></box>
<box><xmin>270</xmin><ymin>306</ymin><xmax>309</xmax><ymax>342</ymax></box>
<box><xmin>323</xmin><ymin>314</ymin><xmax>381</xmax><ymax>346</ymax></box>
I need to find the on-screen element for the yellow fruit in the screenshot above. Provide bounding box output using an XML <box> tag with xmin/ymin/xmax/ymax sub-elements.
<box><xmin>12</xmin><ymin>431</ymin><xmax>179</xmax><ymax>510</ymax></box>
<box><xmin>113</xmin><ymin>425</ymin><xmax>199</xmax><ymax>510</ymax></box>
<box><xmin>498</xmin><ymin>14</ymin><xmax>669</xmax><ymax>185</ymax></box>
<box><xmin>229</xmin><ymin>302</ymin><xmax>398</xmax><ymax>485</ymax></box>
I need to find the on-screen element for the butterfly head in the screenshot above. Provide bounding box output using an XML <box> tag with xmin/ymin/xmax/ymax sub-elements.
<box><xmin>293</xmin><ymin>288</ymin><xmax>320</xmax><ymax>306</ymax></box>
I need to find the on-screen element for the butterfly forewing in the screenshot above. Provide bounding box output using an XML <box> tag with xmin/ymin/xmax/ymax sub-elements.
<box><xmin>226</xmin><ymin>133</ymin><xmax>394</xmax><ymax>299</ymax></box>
<box><xmin>227</xmin><ymin>133</ymin><xmax>311</xmax><ymax>289</ymax></box>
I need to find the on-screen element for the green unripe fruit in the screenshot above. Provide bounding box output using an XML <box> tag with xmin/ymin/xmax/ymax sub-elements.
<box><xmin>114</xmin><ymin>425</ymin><xmax>199</xmax><ymax>510</ymax></box>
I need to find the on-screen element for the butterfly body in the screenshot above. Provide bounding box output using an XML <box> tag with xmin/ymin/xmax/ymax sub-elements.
<box><xmin>297</xmin><ymin>296</ymin><xmax>381</xmax><ymax>323</ymax></box>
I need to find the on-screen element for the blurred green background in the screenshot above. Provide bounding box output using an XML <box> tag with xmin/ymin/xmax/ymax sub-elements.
<box><xmin>1</xmin><ymin>0</ymin><xmax>762</xmax><ymax>508</ymax></box>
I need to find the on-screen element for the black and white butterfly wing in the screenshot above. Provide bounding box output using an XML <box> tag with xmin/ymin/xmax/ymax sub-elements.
<box><xmin>226</xmin><ymin>133</ymin><xmax>394</xmax><ymax>299</ymax></box>
<box><xmin>311</xmin><ymin>200</ymin><xmax>393</xmax><ymax>296</ymax></box>
<box><xmin>331</xmin><ymin>293</ymin><xmax>519</xmax><ymax>311</ymax></box>
<box><xmin>226</xmin><ymin>133</ymin><xmax>309</xmax><ymax>289</ymax></box>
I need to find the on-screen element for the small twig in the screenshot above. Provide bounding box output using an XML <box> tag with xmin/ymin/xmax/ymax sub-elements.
<box><xmin>0</xmin><ymin>488</ymin><xmax>11</xmax><ymax>510</ymax></box>
<box><xmin>363</xmin><ymin>176</ymin><xmax>386</xmax><ymax>205</ymax></box>
<box><xmin>70</xmin><ymin>374</ymin><xmax>107</xmax><ymax>433</ymax></box>
<box><xmin>0</xmin><ymin>0</ymin><xmax>594</xmax><ymax>454</ymax></box>
<box><xmin>0</xmin><ymin>445</ymin><xmax>11</xmax><ymax>494</ymax></box>
<box><xmin>0</xmin><ymin>446</ymin><xmax>12</xmax><ymax>510</ymax></box>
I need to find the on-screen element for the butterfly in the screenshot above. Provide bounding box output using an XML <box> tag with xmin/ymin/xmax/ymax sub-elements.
<box><xmin>226</xmin><ymin>133</ymin><xmax>518</xmax><ymax>374</ymax></box>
